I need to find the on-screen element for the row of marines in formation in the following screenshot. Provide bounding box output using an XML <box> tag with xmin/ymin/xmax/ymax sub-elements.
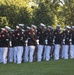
<box><xmin>0</xmin><ymin>23</ymin><xmax>74</xmax><ymax>64</ymax></box>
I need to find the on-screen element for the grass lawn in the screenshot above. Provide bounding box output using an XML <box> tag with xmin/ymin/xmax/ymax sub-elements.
<box><xmin>0</xmin><ymin>59</ymin><xmax>74</xmax><ymax>75</ymax></box>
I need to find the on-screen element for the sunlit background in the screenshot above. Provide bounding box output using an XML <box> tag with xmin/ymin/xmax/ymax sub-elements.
<box><xmin>0</xmin><ymin>0</ymin><xmax>74</xmax><ymax>29</ymax></box>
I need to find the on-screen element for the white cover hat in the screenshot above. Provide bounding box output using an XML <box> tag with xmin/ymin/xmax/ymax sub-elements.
<box><xmin>18</xmin><ymin>24</ymin><xmax>24</xmax><ymax>27</ymax></box>
<box><xmin>31</xmin><ymin>24</ymin><xmax>37</xmax><ymax>29</ymax></box>
<box><xmin>27</xmin><ymin>26</ymin><xmax>30</xmax><ymax>30</ymax></box>
<box><xmin>1</xmin><ymin>28</ymin><xmax>5</xmax><ymax>31</ymax></box>
<box><xmin>16</xmin><ymin>26</ymin><xmax>19</xmax><ymax>29</ymax></box>
<box><xmin>40</xmin><ymin>23</ymin><xmax>45</xmax><ymax>27</ymax></box>
<box><xmin>66</xmin><ymin>26</ymin><xmax>71</xmax><ymax>29</ymax></box>
<box><xmin>5</xmin><ymin>26</ymin><xmax>11</xmax><ymax>30</ymax></box>
<box><xmin>72</xmin><ymin>26</ymin><xmax>74</xmax><ymax>28</ymax></box>
<box><xmin>10</xmin><ymin>29</ymin><xmax>14</xmax><ymax>31</ymax></box>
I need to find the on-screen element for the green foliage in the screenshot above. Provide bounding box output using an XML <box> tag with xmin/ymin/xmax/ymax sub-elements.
<box><xmin>32</xmin><ymin>2</ymin><xmax>53</xmax><ymax>26</ymax></box>
<box><xmin>0</xmin><ymin>0</ymin><xmax>74</xmax><ymax>28</ymax></box>
<box><xmin>0</xmin><ymin>0</ymin><xmax>30</xmax><ymax>28</ymax></box>
<box><xmin>18</xmin><ymin>7</ymin><xmax>31</xmax><ymax>27</ymax></box>
<box><xmin>0</xmin><ymin>17</ymin><xmax>8</xmax><ymax>27</ymax></box>
<box><xmin>62</xmin><ymin>0</ymin><xmax>74</xmax><ymax>26</ymax></box>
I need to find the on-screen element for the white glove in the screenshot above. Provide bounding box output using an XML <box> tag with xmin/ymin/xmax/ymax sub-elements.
<box><xmin>45</xmin><ymin>39</ymin><xmax>48</xmax><ymax>44</ymax></box>
<box><xmin>36</xmin><ymin>39</ymin><xmax>39</xmax><ymax>45</ymax></box>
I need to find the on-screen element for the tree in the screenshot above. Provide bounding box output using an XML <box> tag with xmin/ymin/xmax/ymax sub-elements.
<box><xmin>62</xmin><ymin>0</ymin><xmax>74</xmax><ymax>26</ymax></box>
<box><xmin>0</xmin><ymin>17</ymin><xmax>8</xmax><ymax>27</ymax></box>
<box><xmin>32</xmin><ymin>2</ymin><xmax>53</xmax><ymax>26</ymax></box>
<box><xmin>0</xmin><ymin>0</ymin><xmax>31</xmax><ymax>28</ymax></box>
